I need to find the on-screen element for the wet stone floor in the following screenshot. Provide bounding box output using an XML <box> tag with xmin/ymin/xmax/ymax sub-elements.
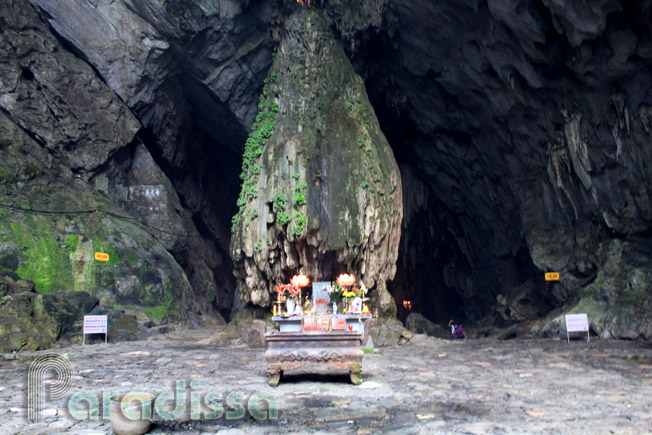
<box><xmin>1</xmin><ymin>328</ymin><xmax>651</xmax><ymax>434</ymax></box>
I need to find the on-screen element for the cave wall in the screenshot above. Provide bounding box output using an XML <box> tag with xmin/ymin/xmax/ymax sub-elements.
<box><xmin>27</xmin><ymin>0</ymin><xmax>283</xmax><ymax>320</ymax></box>
<box><xmin>358</xmin><ymin>0</ymin><xmax>652</xmax><ymax>336</ymax></box>
<box><xmin>0</xmin><ymin>0</ymin><xmax>192</xmax><ymax>337</ymax></box>
<box><xmin>0</xmin><ymin>0</ymin><xmax>650</xmax><ymax>338</ymax></box>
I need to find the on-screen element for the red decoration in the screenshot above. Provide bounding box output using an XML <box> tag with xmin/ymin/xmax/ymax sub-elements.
<box><xmin>291</xmin><ymin>274</ymin><xmax>310</xmax><ymax>287</ymax></box>
<box><xmin>336</xmin><ymin>274</ymin><xmax>356</xmax><ymax>287</ymax></box>
<box><xmin>275</xmin><ymin>283</ymin><xmax>300</xmax><ymax>298</ymax></box>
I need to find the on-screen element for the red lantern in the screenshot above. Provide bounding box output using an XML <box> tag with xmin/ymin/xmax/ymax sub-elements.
<box><xmin>291</xmin><ymin>274</ymin><xmax>310</xmax><ymax>288</ymax></box>
<box><xmin>336</xmin><ymin>274</ymin><xmax>356</xmax><ymax>287</ymax></box>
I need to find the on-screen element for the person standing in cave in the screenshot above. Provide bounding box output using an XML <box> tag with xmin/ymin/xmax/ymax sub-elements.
<box><xmin>449</xmin><ymin>320</ymin><xmax>467</xmax><ymax>340</ymax></box>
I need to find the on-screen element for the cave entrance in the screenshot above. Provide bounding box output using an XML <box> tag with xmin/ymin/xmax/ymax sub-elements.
<box><xmin>388</xmin><ymin>197</ymin><xmax>467</xmax><ymax>329</ymax></box>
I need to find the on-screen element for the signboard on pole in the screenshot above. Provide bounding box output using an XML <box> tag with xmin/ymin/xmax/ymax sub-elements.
<box><xmin>83</xmin><ymin>315</ymin><xmax>108</xmax><ymax>345</ymax></box>
<box><xmin>565</xmin><ymin>313</ymin><xmax>589</xmax><ymax>343</ymax></box>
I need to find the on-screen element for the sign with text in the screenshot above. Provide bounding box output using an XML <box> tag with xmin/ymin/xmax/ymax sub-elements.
<box><xmin>565</xmin><ymin>313</ymin><xmax>589</xmax><ymax>343</ymax></box>
<box><xmin>94</xmin><ymin>252</ymin><xmax>109</xmax><ymax>262</ymax></box>
<box><xmin>83</xmin><ymin>315</ymin><xmax>108</xmax><ymax>345</ymax></box>
<box><xmin>545</xmin><ymin>272</ymin><xmax>560</xmax><ymax>281</ymax></box>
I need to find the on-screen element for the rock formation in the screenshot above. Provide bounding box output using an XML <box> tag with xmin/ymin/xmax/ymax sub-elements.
<box><xmin>0</xmin><ymin>0</ymin><xmax>649</xmax><ymax>344</ymax></box>
<box><xmin>359</xmin><ymin>0</ymin><xmax>652</xmax><ymax>337</ymax></box>
<box><xmin>230</xmin><ymin>7</ymin><xmax>402</xmax><ymax>314</ymax></box>
<box><xmin>0</xmin><ymin>0</ymin><xmax>192</xmax><ymax>350</ymax></box>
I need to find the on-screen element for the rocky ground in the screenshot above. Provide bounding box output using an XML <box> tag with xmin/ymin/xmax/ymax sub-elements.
<box><xmin>1</xmin><ymin>327</ymin><xmax>651</xmax><ymax>434</ymax></box>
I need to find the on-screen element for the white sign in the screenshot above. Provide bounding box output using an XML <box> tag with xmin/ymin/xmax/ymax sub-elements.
<box><xmin>83</xmin><ymin>315</ymin><xmax>108</xmax><ymax>345</ymax></box>
<box><xmin>565</xmin><ymin>313</ymin><xmax>589</xmax><ymax>343</ymax></box>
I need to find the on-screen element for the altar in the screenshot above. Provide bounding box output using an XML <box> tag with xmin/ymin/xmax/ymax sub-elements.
<box><xmin>272</xmin><ymin>314</ymin><xmax>373</xmax><ymax>332</ymax></box>
<box><xmin>255</xmin><ymin>316</ymin><xmax>377</xmax><ymax>386</ymax></box>
<box><xmin>259</xmin><ymin>275</ymin><xmax>375</xmax><ymax>386</ymax></box>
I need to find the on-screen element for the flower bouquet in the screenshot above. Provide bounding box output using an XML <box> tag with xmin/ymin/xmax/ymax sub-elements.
<box><xmin>275</xmin><ymin>283</ymin><xmax>301</xmax><ymax>314</ymax></box>
<box><xmin>275</xmin><ymin>283</ymin><xmax>300</xmax><ymax>299</ymax></box>
<box><xmin>326</xmin><ymin>282</ymin><xmax>344</xmax><ymax>304</ymax></box>
<box><xmin>342</xmin><ymin>287</ymin><xmax>361</xmax><ymax>313</ymax></box>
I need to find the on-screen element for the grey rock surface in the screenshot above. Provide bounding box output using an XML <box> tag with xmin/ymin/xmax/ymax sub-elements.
<box><xmin>0</xmin><ymin>288</ymin><xmax>98</xmax><ymax>352</ymax></box>
<box><xmin>406</xmin><ymin>312</ymin><xmax>448</xmax><ymax>337</ymax></box>
<box><xmin>0</xmin><ymin>0</ymin><xmax>140</xmax><ymax>175</ymax></box>
<box><xmin>360</xmin><ymin>0</ymin><xmax>652</xmax><ymax>332</ymax></box>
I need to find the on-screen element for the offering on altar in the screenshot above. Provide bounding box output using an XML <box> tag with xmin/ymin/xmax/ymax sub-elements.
<box><xmin>293</xmin><ymin>304</ymin><xmax>303</xmax><ymax>315</ymax></box>
<box><xmin>325</xmin><ymin>283</ymin><xmax>345</xmax><ymax>314</ymax></box>
<box><xmin>314</xmin><ymin>296</ymin><xmax>330</xmax><ymax>314</ymax></box>
<box><xmin>274</xmin><ymin>282</ymin><xmax>301</xmax><ymax>316</ymax></box>
<box><xmin>351</xmin><ymin>297</ymin><xmax>362</xmax><ymax>312</ymax></box>
<box><xmin>275</xmin><ymin>283</ymin><xmax>301</xmax><ymax>298</ymax></box>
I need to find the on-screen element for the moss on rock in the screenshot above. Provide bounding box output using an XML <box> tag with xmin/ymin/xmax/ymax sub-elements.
<box><xmin>569</xmin><ymin>239</ymin><xmax>652</xmax><ymax>339</ymax></box>
<box><xmin>230</xmin><ymin>8</ymin><xmax>402</xmax><ymax>311</ymax></box>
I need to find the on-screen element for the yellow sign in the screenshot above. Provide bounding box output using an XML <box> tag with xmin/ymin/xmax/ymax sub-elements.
<box><xmin>545</xmin><ymin>272</ymin><xmax>560</xmax><ymax>281</ymax></box>
<box><xmin>94</xmin><ymin>252</ymin><xmax>109</xmax><ymax>262</ymax></box>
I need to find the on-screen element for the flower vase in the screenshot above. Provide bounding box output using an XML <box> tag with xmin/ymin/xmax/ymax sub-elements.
<box><xmin>286</xmin><ymin>298</ymin><xmax>295</xmax><ymax>314</ymax></box>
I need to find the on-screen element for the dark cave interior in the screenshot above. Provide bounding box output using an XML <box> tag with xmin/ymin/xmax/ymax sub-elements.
<box><xmin>13</xmin><ymin>0</ymin><xmax>652</xmax><ymax>338</ymax></box>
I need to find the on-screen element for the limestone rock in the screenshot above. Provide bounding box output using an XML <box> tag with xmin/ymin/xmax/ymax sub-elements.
<box><xmin>0</xmin><ymin>243</ymin><xmax>20</xmax><ymax>272</ymax></box>
<box><xmin>90</xmin><ymin>143</ymin><xmax>229</xmax><ymax>323</ymax></box>
<box><xmin>369</xmin><ymin>319</ymin><xmax>405</xmax><ymax>347</ymax></box>
<box><xmin>29</xmin><ymin>0</ymin><xmax>274</xmax><ymax>318</ymax></box>
<box><xmin>0</xmin><ymin>286</ymin><xmax>98</xmax><ymax>353</ymax></box>
<box><xmin>568</xmin><ymin>239</ymin><xmax>652</xmax><ymax>340</ymax></box>
<box><xmin>207</xmin><ymin>309</ymin><xmax>269</xmax><ymax>347</ymax></box>
<box><xmin>12</xmin><ymin>0</ymin><xmax>652</xmax><ymax>337</ymax></box>
<box><xmin>230</xmin><ymin>8</ymin><xmax>402</xmax><ymax>309</ymax></box>
<box><xmin>406</xmin><ymin>313</ymin><xmax>447</xmax><ymax>337</ymax></box>
<box><xmin>0</xmin><ymin>0</ymin><xmax>139</xmax><ymax>176</ymax></box>
<box><xmin>0</xmin><ymin>111</ymin><xmax>191</xmax><ymax>326</ymax></box>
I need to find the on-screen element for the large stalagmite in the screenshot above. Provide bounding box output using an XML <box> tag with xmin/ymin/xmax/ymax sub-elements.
<box><xmin>230</xmin><ymin>7</ymin><xmax>402</xmax><ymax>314</ymax></box>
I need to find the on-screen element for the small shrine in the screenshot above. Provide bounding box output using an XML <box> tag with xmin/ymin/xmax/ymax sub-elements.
<box><xmin>259</xmin><ymin>274</ymin><xmax>375</xmax><ymax>386</ymax></box>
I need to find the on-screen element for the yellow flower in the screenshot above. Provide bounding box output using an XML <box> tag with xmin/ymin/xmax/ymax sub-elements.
<box><xmin>343</xmin><ymin>291</ymin><xmax>356</xmax><ymax>298</ymax></box>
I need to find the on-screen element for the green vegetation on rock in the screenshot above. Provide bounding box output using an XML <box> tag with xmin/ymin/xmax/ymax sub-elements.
<box><xmin>292</xmin><ymin>214</ymin><xmax>306</xmax><ymax>237</ymax></box>
<box><xmin>232</xmin><ymin>80</ymin><xmax>279</xmax><ymax>233</ymax></box>
<box><xmin>145</xmin><ymin>293</ymin><xmax>174</xmax><ymax>323</ymax></box>
<box><xmin>9</xmin><ymin>219</ymin><xmax>75</xmax><ymax>293</ymax></box>
<box><xmin>293</xmin><ymin>193</ymin><xmax>306</xmax><ymax>206</ymax></box>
